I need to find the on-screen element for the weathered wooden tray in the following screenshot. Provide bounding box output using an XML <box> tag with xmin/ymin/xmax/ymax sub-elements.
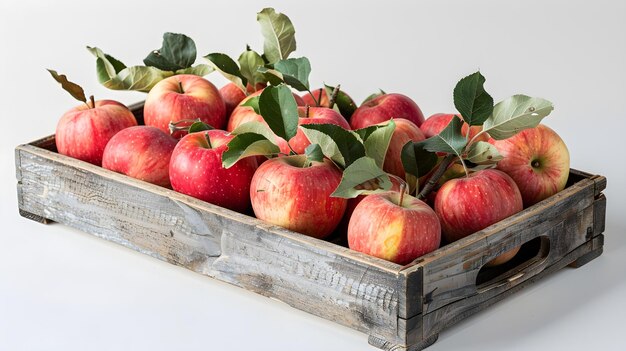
<box><xmin>15</xmin><ymin>103</ymin><xmax>607</xmax><ymax>350</ymax></box>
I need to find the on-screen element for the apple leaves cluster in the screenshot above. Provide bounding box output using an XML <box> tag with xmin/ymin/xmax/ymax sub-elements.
<box><xmin>401</xmin><ymin>71</ymin><xmax>555</xmax><ymax>198</ymax></box>
<box><xmin>87</xmin><ymin>33</ymin><xmax>212</xmax><ymax>92</ymax></box>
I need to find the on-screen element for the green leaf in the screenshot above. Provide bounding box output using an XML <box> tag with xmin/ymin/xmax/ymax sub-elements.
<box><xmin>483</xmin><ymin>95</ymin><xmax>554</xmax><ymax>140</ymax></box>
<box><xmin>222</xmin><ymin>133</ymin><xmax>280</xmax><ymax>169</ymax></box>
<box><xmin>189</xmin><ymin>121</ymin><xmax>213</xmax><ymax>133</ymax></box>
<box><xmin>239</xmin><ymin>49</ymin><xmax>266</xmax><ymax>89</ymax></box>
<box><xmin>241</xmin><ymin>96</ymin><xmax>261</xmax><ymax>115</ymax></box>
<box><xmin>143</xmin><ymin>32</ymin><xmax>197</xmax><ymax>71</ymax></box>
<box><xmin>453</xmin><ymin>71</ymin><xmax>494</xmax><ymax>126</ymax></box>
<box><xmin>304</xmin><ymin>143</ymin><xmax>324</xmax><ymax>163</ymax></box>
<box><xmin>361</xmin><ymin>120</ymin><xmax>396</xmax><ymax>168</ymax></box>
<box><xmin>204</xmin><ymin>53</ymin><xmax>247</xmax><ymax>92</ymax></box>
<box><xmin>401</xmin><ymin>140</ymin><xmax>439</xmax><ymax>179</ymax></box>
<box><xmin>422</xmin><ymin>115</ymin><xmax>467</xmax><ymax>156</ymax></box>
<box><xmin>272</xmin><ymin>57</ymin><xmax>311</xmax><ymax>91</ymax></box>
<box><xmin>86</xmin><ymin>46</ymin><xmax>126</xmax><ymax>81</ymax></box>
<box><xmin>230</xmin><ymin>120</ymin><xmax>278</xmax><ymax>144</ymax></box>
<box><xmin>325</xmin><ymin>84</ymin><xmax>357</xmax><ymax>118</ymax></box>
<box><xmin>258</xmin><ymin>85</ymin><xmax>299</xmax><ymax>140</ymax></box>
<box><xmin>175</xmin><ymin>64</ymin><xmax>214</xmax><ymax>76</ymax></box>
<box><xmin>300</xmin><ymin>123</ymin><xmax>365</xmax><ymax>168</ymax></box>
<box><xmin>98</xmin><ymin>65</ymin><xmax>173</xmax><ymax>92</ymax></box>
<box><xmin>257</xmin><ymin>67</ymin><xmax>286</xmax><ymax>86</ymax></box>
<box><xmin>47</xmin><ymin>69</ymin><xmax>87</xmax><ymax>103</ymax></box>
<box><xmin>331</xmin><ymin>156</ymin><xmax>392</xmax><ymax>198</ymax></box>
<box><xmin>257</xmin><ymin>8</ymin><xmax>296</xmax><ymax>64</ymax></box>
<box><xmin>362</xmin><ymin>89</ymin><xmax>386</xmax><ymax>104</ymax></box>
<box><xmin>466</xmin><ymin>141</ymin><xmax>503</xmax><ymax>165</ymax></box>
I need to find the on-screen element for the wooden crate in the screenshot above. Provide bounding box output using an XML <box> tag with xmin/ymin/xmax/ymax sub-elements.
<box><xmin>15</xmin><ymin>103</ymin><xmax>607</xmax><ymax>350</ymax></box>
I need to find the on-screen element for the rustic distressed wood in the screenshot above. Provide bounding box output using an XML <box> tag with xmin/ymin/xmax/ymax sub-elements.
<box><xmin>15</xmin><ymin>105</ymin><xmax>607</xmax><ymax>351</ymax></box>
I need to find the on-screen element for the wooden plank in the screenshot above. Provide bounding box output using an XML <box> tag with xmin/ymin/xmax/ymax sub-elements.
<box><xmin>593</xmin><ymin>194</ymin><xmax>607</xmax><ymax>236</ymax></box>
<box><xmin>16</xmin><ymin>143</ymin><xmax>405</xmax><ymax>343</ymax></box>
<box><xmin>419</xmin><ymin>234</ymin><xmax>603</xmax><ymax>340</ymax></box>
<box><xmin>400</xmin><ymin>177</ymin><xmax>596</xmax><ymax>315</ymax></box>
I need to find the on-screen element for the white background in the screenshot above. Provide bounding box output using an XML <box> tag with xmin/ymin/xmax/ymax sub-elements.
<box><xmin>1</xmin><ymin>0</ymin><xmax>625</xmax><ymax>350</ymax></box>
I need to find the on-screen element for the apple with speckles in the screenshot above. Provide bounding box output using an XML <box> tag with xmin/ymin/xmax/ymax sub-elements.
<box><xmin>249</xmin><ymin>155</ymin><xmax>347</xmax><ymax>238</ymax></box>
<box><xmin>490</xmin><ymin>124</ymin><xmax>570</xmax><ymax>208</ymax></box>
<box><xmin>383</xmin><ymin>118</ymin><xmax>425</xmax><ymax>179</ymax></box>
<box><xmin>348</xmin><ymin>191</ymin><xmax>441</xmax><ymax>265</ymax></box>
<box><xmin>144</xmin><ymin>74</ymin><xmax>226</xmax><ymax>138</ymax></box>
<box><xmin>288</xmin><ymin>106</ymin><xmax>350</xmax><ymax>154</ymax></box>
<box><xmin>420</xmin><ymin>113</ymin><xmax>488</xmax><ymax>142</ymax></box>
<box><xmin>169</xmin><ymin>129</ymin><xmax>258</xmax><ymax>213</ymax></box>
<box><xmin>435</xmin><ymin>169</ymin><xmax>523</xmax><ymax>265</ymax></box>
<box><xmin>55</xmin><ymin>99</ymin><xmax>137</xmax><ymax>166</ymax></box>
<box><xmin>350</xmin><ymin>93</ymin><xmax>425</xmax><ymax>129</ymax></box>
<box><xmin>102</xmin><ymin>126</ymin><xmax>177</xmax><ymax>187</ymax></box>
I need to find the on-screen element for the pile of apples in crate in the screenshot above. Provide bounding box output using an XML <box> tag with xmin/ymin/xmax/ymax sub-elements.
<box><xmin>49</xmin><ymin>8</ymin><xmax>570</xmax><ymax>266</ymax></box>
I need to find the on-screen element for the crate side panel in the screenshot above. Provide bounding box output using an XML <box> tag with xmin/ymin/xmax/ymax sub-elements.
<box><xmin>16</xmin><ymin>147</ymin><xmax>403</xmax><ymax>343</ymax></box>
<box><xmin>419</xmin><ymin>180</ymin><xmax>595</xmax><ymax>313</ymax></box>
<box><xmin>421</xmin><ymin>234</ymin><xmax>603</xmax><ymax>339</ymax></box>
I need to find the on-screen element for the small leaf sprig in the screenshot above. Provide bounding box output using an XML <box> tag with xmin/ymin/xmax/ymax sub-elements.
<box><xmin>401</xmin><ymin>71</ymin><xmax>555</xmax><ymax>200</ymax></box>
<box><xmin>87</xmin><ymin>33</ymin><xmax>213</xmax><ymax>92</ymax></box>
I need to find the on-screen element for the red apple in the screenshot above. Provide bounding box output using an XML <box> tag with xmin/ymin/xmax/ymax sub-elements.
<box><xmin>55</xmin><ymin>99</ymin><xmax>137</xmax><ymax>166</ymax></box>
<box><xmin>435</xmin><ymin>169</ymin><xmax>522</xmax><ymax>242</ymax></box>
<box><xmin>383</xmin><ymin>118</ymin><xmax>426</xmax><ymax>179</ymax></box>
<box><xmin>490</xmin><ymin>124</ymin><xmax>570</xmax><ymax>207</ymax></box>
<box><xmin>350</xmin><ymin>93</ymin><xmax>425</xmax><ymax>129</ymax></box>
<box><xmin>102</xmin><ymin>126</ymin><xmax>177</xmax><ymax>187</ymax></box>
<box><xmin>420</xmin><ymin>113</ymin><xmax>488</xmax><ymax>141</ymax></box>
<box><xmin>338</xmin><ymin>177</ymin><xmax>403</xmax><ymax>235</ymax></box>
<box><xmin>169</xmin><ymin>129</ymin><xmax>258</xmax><ymax>213</ymax></box>
<box><xmin>435</xmin><ymin>169</ymin><xmax>523</xmax><ymax>265</ymax></box>
<box><xmin>302</xmin><ymin>88</ymin><xmax>330</xmax><ymax>107</ymax></box>
<box><xmin>227</xmin><ymin>88</ymin><xmax>305</xmax><ymax>132</ymax></box>
<box><xmin>144</xmin><ymin>74</ymin><xmax>226</xmax><ymax>137</ymax></box>
<box><xmin>219</xmin><ymin>82</ymin><xmax>247</xmax><ymax>119</ymax></box>
<box><xmin>288</xmin><ymin>106</ymin><xmax>351</xmax><ymax>154</ymax></box>
<box><xmin>250</xmin><ymin>156</ymin><xmax>347</xmax><ymax>238</ymax></box>
<box><xmin>348</xmin><ymin>192</ymin><xmax>441</xmax><ymax>265</ymax></box>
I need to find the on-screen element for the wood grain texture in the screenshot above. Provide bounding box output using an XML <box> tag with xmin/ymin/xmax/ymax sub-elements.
<box><xmin>15</xmin><ymin>143</ymin><xmax>404</xmax><ymax>343</ymax></box>
<box><xmin>15</xmin><ymin>120</ymin><xmax>608</xmax><ymax>351</ymax></box>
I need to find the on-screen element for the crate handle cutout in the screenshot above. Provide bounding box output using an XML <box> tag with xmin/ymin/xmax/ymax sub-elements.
<box><xmin>476</xmin><ymin>236</ymin><xmax>550</xmax><ymax>294</ymax></box>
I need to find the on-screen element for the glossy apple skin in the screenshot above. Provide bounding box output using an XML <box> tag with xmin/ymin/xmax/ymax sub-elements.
<box><xmin>348</xmin><ymin>192</ymin><xmax>441</xmax><ymax>265</ymax></box>
<box><xmin>144</xmin><ymin>75</ymin><xmax>226</xmax><ymax>137</ymax></box>
<box><xmin>169</xmin><ymin>130</ymin><xmax>258</xmax><ymax>213</ymax></box>
<box><xmin>219</xmin><ymin>82</ymin><xmax>247</xmax><ymax>119</ymax></box>
<box><xmin>55</xmin><ymin>100</ymin><xmax>137</xmax><ymax>166</ymax></box>
<box><xmin>102</xmin><ymin>126</ymin><xmax>177</xmax><ymax>187</ymax></box>
<box><xmin>338</xmin><ymin>177</ymin><xmax>403</xmax><ymax>235</ymax></box>
<box><xmin>350</xmin><ymin>93</ymin><xmax>425</xmax><ymax>129</ymax></box>
<box><xmin>250</xmin><ymin>156</ymin><xmax>347</xmax><ymax>239</ymax></box>
<box><xmin>490</xmin><ymin>124</ymin><xmax>570</xmax><ymax>207</ymax></box>
<box><xmin>383</xmin><ymin>118</ymin><xmax>425</xmax><ymax>179</ymax></box>
<box><xmin>420</xmin><ymin>113</ymin><xmax>488</xmax><ymax>141</ymax></box>
<box><xmin>302</xmin><ymin>88</ymin><xmax>330</xmax><ymax>106</ymax></box>
<box><xmin>435</xmin><ymin>169</ymin><xmax>523</xmax><ymax>243</ymax></box>
<box><xmin>227</xmin><ymin>89</ymin><xmax>305</xmax><ymax>132</ymax></box>
<box><xmin>435</xmin><ymin>169</ymin><xmax>523</xmax><ymax>266</ymax></box>
<box><xmin>288</xmin><ymin>106</ymin><xmax>351</xmax><ymax>154</ymax></box>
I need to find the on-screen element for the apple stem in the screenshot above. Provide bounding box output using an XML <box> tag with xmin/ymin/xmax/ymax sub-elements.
<box><xmin>88</xmin><ymin>95</ymin><xmax>96</xmax><ymax>109</ymax></box>
<box><xmin>178</xmin><ymin>81</ymin><xmax>184</xmax><ymax>94</ymax></box>
<box><xmin>398</xmin><ymin>182</ymin><xmax>406</xmax><ymax>206</ymax></box>
<box><xmin>459</xmin><ymin>157</ymin><xmax>469</xmax><ymax>178</ymax></box>
<box><xmin>417</xmin><ymin>154</ymin><xmax>455</xmax><ymax>200</ymax></box>
<box><xmin>305</xmin><ymin>105</ymin><xmax>310</xmax><ymax>118</ymax></box>
<box><xmin>204</xmin><ymin>132</ymin><xmax>212</xmax><ymax>148</ymax></box>
<box><xmin>328</xmin><ymin>84</ymin><xmax>340</xmax><ymax>109</ymax></box>
<box><xmin>307</xmin><ymin>89</ymin><xmax>321</xmax><ymax>107</ymax></box>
